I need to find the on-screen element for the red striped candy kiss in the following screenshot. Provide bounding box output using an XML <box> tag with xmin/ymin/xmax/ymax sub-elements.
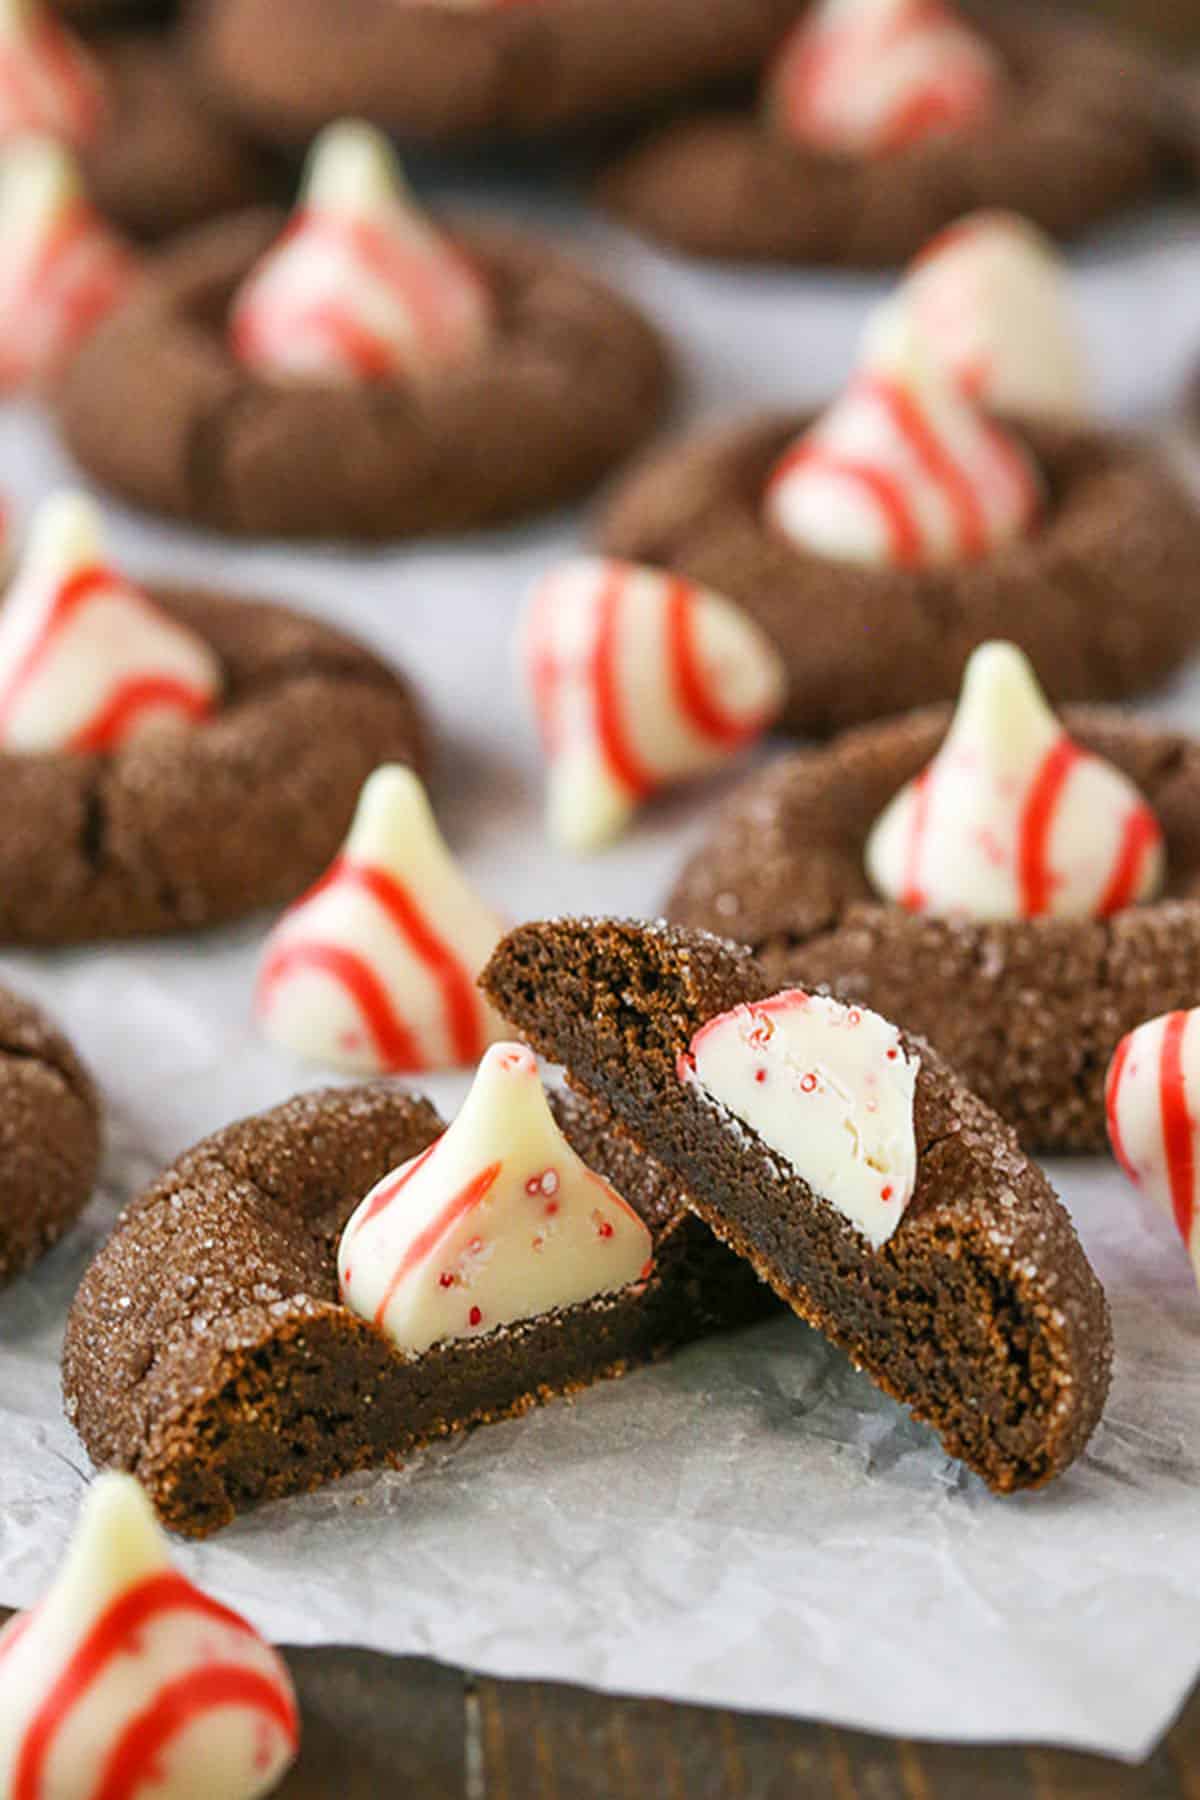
<box><xmin>866</xmin><ymin>642</ymin><xmax>1164</xmax><ymax>922</ymax></box>
<box><xmin>765</xmin><ymin>0</ymin><xmax>1000</xmax><ymax>158</ymax></box>
<box><xmin>0</xmin><ymin>137</ymin><xmax>136</xmax><ymax>393</ymax></box>
<box><xmin>338</xmin><ymin>1041</ymin><xmax>654</xmax><ymax>1354</ymax></box>
<box><xmin>864</xmin><ymin>211</ymin><xmax>1088</xmax><ymax>422</ymax></box>
<box><xmin>1106</xmin><ymin>1011</ymin><xmax>1200</xmax><ymax>1290</ymax></box>
<box><xmin>256</xmin><ymin>765</ymin><xmax>504</xmax><ymax>1075</ymax></box>
<box><xmin>520</xmin><ymin>557</ymin><xmax>785</xmax><ymax>851</ymax></box>
<box><xmin>0</xmin><ymin>1474</ymin><xmax>298</xmax><ymax>1800</ymax></box>
<box><xmin>0</xmin><ymin>492</ymin><xmax>220</xmax><ymax>754</ymax></box>
<box><xmin>0</xmin><ymin>2</ymin><xmax>104</xmax><ymax>146</ymax></box>
<box><xmin>764</xmin><ymin>342</ymin><xmax>1040</xmax><ymax>571</ymax></box>
<box><xmin>230</xmin><ymin>120</ymin><xmax>492</xmax><ymax>387</ymax></box>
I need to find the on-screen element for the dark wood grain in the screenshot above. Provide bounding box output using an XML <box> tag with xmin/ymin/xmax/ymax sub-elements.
<box><xmin>2</xmin><ymin>1603</ymin><xmax>1196</xmax><ymax>1794</ymax></box>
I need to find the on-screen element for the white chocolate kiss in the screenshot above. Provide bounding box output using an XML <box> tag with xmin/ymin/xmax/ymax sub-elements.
<box><xmin>520</xmin><ymin>557</ymin><xmax>786</xmax><ymax>852</ymax></box>
<box><xmin>0</xmin><ymin>136</ymin><xmax>135</xmax><ymax>388</ymax></box>
<box><xmin>866</xmin><ymin>641</ymin><xmax>1165</xmax><ymax>921</ymax></box>
<box><xmin>764</xmin><ymin>312</ymin><xmax>1041</xmax><ymax>570</ymax></box>
<box><xmin>0</xmin><ymin>491</ymin><xmax>220</xmax><ymax>753</ymax></box>
<box><xmin>0</xmin><ymin>1474</ymin><xmax>298</xmax><ymax>1800</ymax></box>
<box><xmin>256</xmin><ymin>765</ymin><xmax>505</xmax><ymax>1075</ymax></box>
<box><xmin>863</xmin><ymin>211</ymin><xmax>1088</xmax><ymax>421</ymax></box>
<box><xmin>339</xmin><ymin>1042</ymin><xmax>654</xmax><ymax>1353</ymax></box>
<box><xmin>0</xmin><ymin>0</ymin><xmax>102</xmax><ymax>147</ymax></box>
<box><xmin>679</xmin><ymin>989</ymin><xmax>919</xmax><ymax>1248</ymax></box>
<box><xmin>1107</xmin><ymin>1011</ymin><xmax>1200</xmax><ymax>1291</ymax></box>
<box><xmin>765</xmin><ymin>0</ymin><xmax>1001</xmax><ymax>160</ymax></box>
<box><xmin>230</xmin><ymin>119</ymin><xmax>493</xmax><ymax>387</ymax></box>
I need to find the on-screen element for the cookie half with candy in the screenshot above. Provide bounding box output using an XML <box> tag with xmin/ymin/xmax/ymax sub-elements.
<box><xmin>64</xmin><ymin>1065</ymin><xmax>773</xmax><ymax>1536</ymax></box>
<box><xmin>481</xmin><ymin>915</ymin><xmax>1112</xmax><ymax>1492</ymax></box>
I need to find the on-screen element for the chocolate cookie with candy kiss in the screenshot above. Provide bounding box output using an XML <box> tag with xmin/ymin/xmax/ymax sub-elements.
<box><xmin>189</xmin><ymin>0</ymin><xmax>800</xmax><ymax>150</ymax></box>
<box><xmin>600</xmin><ymin>294</ymin><xmax>1200</xmax><ymax>737</ymax></box>
<box><xmin>63</xmin><ymin>1053</ymin><xmax>772</xmax><ymax>1536</ymax></box>
<box><xmin>666</xmin><ymin>637</ymin><xmax>1200</xmax><ymax>1154</ymax></box>
<box><xmin>598</xmin><ymin>0</ymin><xmax>1180</xmax><ymax>265</ymax></box>
<box><xmin>57</xmin><ymin>120</ymin><xmax>671</xmax><ymax>539</ymax></box>
<box><xmin>0</xmin><ymin>0</ymin><xmax>280</xmax><ymax>243</ymax></box>
<box><xmin>0</xmin><ymin>491</ymin><xmax>428</xmax><ymax>943</ymax></box>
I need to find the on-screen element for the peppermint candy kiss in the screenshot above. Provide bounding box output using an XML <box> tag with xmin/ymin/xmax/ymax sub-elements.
<box><xmin>765</xmin><ymin>0</ymin><xmax>1001</xmax><ymax>159</ymax></box>
<box><xmin>0</xmin><ymin>1474</ymin><xmax>298</xmax><ymax>1800</ymax></box>
<box><xmin>231</xmin><ymin>118</ymin><xmax>493</xmax><ymax>387</ymax></box>
<box><xmin>339</xmin><ymin>1041</ymin><xmax>653</xmax><ymax>1355</ymax></box>
<box><xmin>764</xmin><ymin>314</ymin><xmax>1041</xmax><ymax>569</ymax></box>
<box><xmin>520</xmin><ymin>557</ymin><xmax>786</xmax><ymax>851</ymax></box>
<box><xmin>678</xmin><ymin>990</ymin><xmax>920</xmax><ymax>1249</ymax></box>
<box><xmin>0</xmin><ymin>0</ymin><xmax>103</xmax><ymax>146</ymax></box>
<box><xmin>0</xmin><ymin>492</ymin><xmax>221</xmax><ymax>754</ymax></box>
<box><xmin>0</xmin><ymin>135</ymin><xmax>137</xmax><ymax>392</ymax></box>
<box><xmin>867</xmin><ymin>642</ymin><xmax>1165</xmax><ymax>921</ymax></box>
<box><xmin>862</xmin><ymin>211</ymin><xmax>1089</xmax><ymax>421</ymax></box>
<box><xmin>256</xmin><ymin>764</ymin><xmax>505</xmax><ymax>1074</ymax></box>
<box><xmin>1107</xmin><ymin>1013</ymin><xmax>1200</xmax><ymax>1293</ymax></box>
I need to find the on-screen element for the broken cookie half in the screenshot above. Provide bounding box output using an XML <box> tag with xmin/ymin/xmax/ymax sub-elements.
<box><xmin>482</xmin><ymin>917</ymin><xmax>1112</xmax><ymax>1492</ymax></box>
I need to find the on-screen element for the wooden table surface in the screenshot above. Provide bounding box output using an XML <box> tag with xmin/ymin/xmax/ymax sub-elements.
<box><xmin>276</xmin><ymin>1648</ymin><xmax>1198</xmax><ymax>1797</ymax></box>
<box><xmin>1</xmin><ymin>1610</ymin><xmax>1194</xmax><ymax>1792</ymax></box>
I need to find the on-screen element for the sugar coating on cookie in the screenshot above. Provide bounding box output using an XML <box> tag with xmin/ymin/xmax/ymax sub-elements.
<box><xmin>764</xmin><ymin>314</ymin><xmax>1041</xmax><ymax>568</ymax></box>
<box><xmin>0</xmin><ymin>1474</ymin><xmax>298</xmax><ymax>1797</ymax></box>
<box><xmin>0</xmin><ymin>134</ymin><xmax>136</xmax><ymax>391</ymax></box>
<box><xmin>862</xmin><ymin>211</ymin><xmax>1089</xmax><ymax>420</ymax></box>
<box><xmin>867</xmin><ymin>641</ymin><xmax>1164</xmax><ymax>921</ymax></box>
<box><xmin>764</xmin><ymin>0</ymin><xmax>1001</xmax><ymax>158</ymax></box>
<box><xmin>231</xmin><ymin>119</ymin><xmax>493</xmax><ymax>386</ymax></box>
<box><xmin>0</xmin><ymin>492</ymin><xmax>221</xmax><ymax>753</ymax></box>
<box><xmin>0</xmin><ymin>0</ymin><xmax>102</xmax><ymax>146</ymax></box>
<box><xmin>678</xmin><ymin>989</ymin><xmax>919</xmax><ymax>1249</ymax></box>
<box><xmin>340</xmin><ymin>1041</ymin><xmax>653</xmax><ymax>1354</ymax></box>
<box><xmin>520</xmin><ymin>556</ymin><xmax>785</xmax><ymax>852</ymax></box>
<box><xmin>256</xmin><ymin>763</ymin><xmax>505</xmax><ymax>1074</ymax></box>
<box><xmin>1107</xmin><ymin>1011</ymin><xmax>1200</xmax><ymax>1292</ymax></box>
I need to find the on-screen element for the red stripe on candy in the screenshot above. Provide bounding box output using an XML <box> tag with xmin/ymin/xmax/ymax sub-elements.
<box><xmin>592</xmin><ymin>567</ymin><xmax>657</xmax><ymax>800</ymax></box>
<box><xmin>70</xmin><ymin>676</ymin><xmax>213</xmax><ymax>753</ymax></box>
<box><xmin>373</xmin><ymin>1161</ymin><xmax>502</xmax><ymax>1327</ymax></box>
<box><xmin>352</xmin><ymin>1139</ymin><xmax>439</xmax><ymax>1236</ymax></box>
<box><xmin>664</xmin><ymin>576</ymin><xmax>760</xmax><ymax>750</ymax></box>
<box><xmin>1105</xmin><ymin>1032</ymin><xmax>1138</xmax><ymax>1186</ymax></box>
<box><xmin>1017</xmin><ymin>736</ymin><xmax>1081</xmax><ymax>917</ymax></box>
<box><xmin>14</xmin><ymin>1572</ymin><xmax>275</xmax><ymax>1800</ymax></box>
<box><xmin>262</xmin><ymin>854</ymin><xmax>487</xmax><ymax>1070</ymax></box>
<box><xmin>856</xmin><ymin>375</ymin><xmax>987</xmax><ymax>560</ymax></box>
<box><xmin>258</xmin><ymin>941</ymin><xmax>424</xmax><ymax>1071</ymax></box>
<box><xmin>1097</xmin><ymin>805</ymin><xmax>1162</xmax><ymax>917</ymax></box>
<box><xmin>92</xmin><ymin>1665</ymin><xmax>297</xmax><ymax>1800</ymax></box>
<box><xmin>900</xmin><ymin>768</ymin><xmax>933</xmax><ymax>912</ymax></box>
<box><xmin>769</xmin><ymin>444</ymin><xmax>925</xmax><ymax>566</ymax></box>
<box><xmin>1159</xmin><ymin>1012</ymin><xmax>1196</xmax><ymax>1245</ymax></box>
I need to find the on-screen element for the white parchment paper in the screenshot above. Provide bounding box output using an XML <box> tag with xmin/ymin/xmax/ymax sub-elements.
<box><xmin>2</xmin><ymin>175</ymin><xmax>1200</xmax><ymax>1761</ymax></box>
